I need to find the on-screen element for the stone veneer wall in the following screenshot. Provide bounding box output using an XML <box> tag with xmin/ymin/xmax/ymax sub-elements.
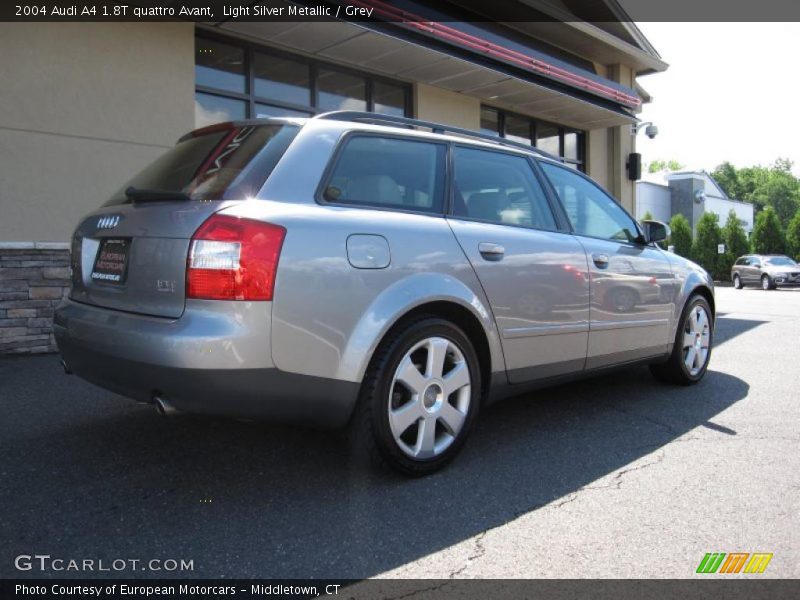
<box><xmin>0</xmin><ymin>242</ymin><xmax>71</xmax><ymax>355</ymax></box>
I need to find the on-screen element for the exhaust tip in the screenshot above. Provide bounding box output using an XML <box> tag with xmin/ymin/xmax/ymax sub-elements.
<box><xmin>60</xmin><ymin>359</ymin><xmax>73</xmax><ymax>375</ymax></box>
<box><xmin>152</xmin><ymin>394</ymin><xmax>180</xmax><ymax>417</ymax></box>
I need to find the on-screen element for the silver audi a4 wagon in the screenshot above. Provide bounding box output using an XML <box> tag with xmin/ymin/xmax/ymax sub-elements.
<box><xmin>55</xmin><ymin>112</ymin><xmax>715</xmax><ymax>475</ymax></box>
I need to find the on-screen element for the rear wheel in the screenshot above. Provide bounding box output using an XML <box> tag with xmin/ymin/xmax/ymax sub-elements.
<box><xmin>761</xmin><ymin>274</ymin><xmax>775</xmax><ymax>290</ymax></box>
<box><xmin>650</xmin><ymin>295</ymin><xmax>713</xmax><ymax>385</ymax></box>
<box><xmin>349</xmin><ymin>317</ymin><xmax>481</xmax><ymax>476</ymax></box>
<box><xmin>733</xmin><ymin>274</ymin><xmax>743</xmax><ymax>289</ymax></box>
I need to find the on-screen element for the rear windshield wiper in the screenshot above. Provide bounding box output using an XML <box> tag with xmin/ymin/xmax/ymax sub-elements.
<box><xmin>125</xmin><ymin>186</ymin><xmax>191</xmax><ymax>203</ymax></box>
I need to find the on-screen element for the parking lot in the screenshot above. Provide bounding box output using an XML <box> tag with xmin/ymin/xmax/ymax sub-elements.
<box><xmin>1</xmin><ymin>286</ymin><xmax>798</xmax><ymax>579</ymax></box>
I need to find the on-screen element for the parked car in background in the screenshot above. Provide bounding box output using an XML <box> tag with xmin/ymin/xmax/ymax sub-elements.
<box><xmin>731</xmin><ymin>254</ymin><xmax>800</xmax><ymax>290</ymax></box>
<box><xmin>54</xmin><ymin>112</ymin><xmax>715</xmax><ymax>476</ymax></box>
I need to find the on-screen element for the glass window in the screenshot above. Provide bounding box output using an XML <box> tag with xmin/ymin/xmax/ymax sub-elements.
<box><xmin>323</xmin><ymin>136</ymin><xmax>446</xmax><ymax>213</ymax></box>
<box><xmin>105</xmin><ymin>125</ymin><xmax>299</xmax><ymax>205</ymax></box>
<box><xmin>195</xmin><ymin>40</ymin><xmax>246</xmax><ymax>93</ymax></box>
<box><xmin>504</xmin><ymin>114</ymin><xmax>532</xmax><ymax>145</ymax></box>
<box><xmin>255</xmin><ymin>103</ymin><xmax>311</xmax><ymax>119</ymax></box>
<box><xmin>195</xmin><ymin>35</ymin><xmax>410</xmax><ymax>125</ymax></box>
<box><xmin>563</xmin><ymin>131</ymin><xmax>580</xmax><ymax>161</ymax></box>
<box><xmin>373</xmin><ymin>81</ymin><xmax>406</xmax><ymax>117</ymax></box>
<box><xmin>536</xmin><ymin>123</ymin><xmax>560</xmax><ymax>156</ymax></box>
<box><xmin>194</xmin><ymin>93</ymin><xmax>246</xmax><ymax>127</ymax></box>
<box><xmin>318</xmin><ymin>69</ymin><xmax>367</xmax><ymax>111</ymax></box>
<box><xmin>253</xmin><ymin>53</ymin><xmax>310</xmax><ymax>106</ymax></box>
<box><xmin>480</xmin><ymin>107</ymin><xmax>500</xmax><ymax>136</ymax></box>
<box><xmin>452</xmin><ymin>147</ymin><xmax>556</xmax><ymax>230</ymax></box>
<box><xmin>541</xmin><ymin>162</ymin><xmax>638</xmax><ymax>242</ymax></box>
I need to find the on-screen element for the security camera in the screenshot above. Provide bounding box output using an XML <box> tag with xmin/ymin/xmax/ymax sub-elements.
<box><xmin>645</xmin><ymin>124</ymin><xmax>658</xmax><ymax>139</ymax></box>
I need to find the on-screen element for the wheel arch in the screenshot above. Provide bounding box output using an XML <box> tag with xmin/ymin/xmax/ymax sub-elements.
<box><xmin>690</xmin><ymin>284</ymin><xmax>716</xmax><ymax>320</ymax></box>
<box><xmin>336</xmin><ymin>273</ymin><xmax>504</xmax><ymax>391</ymax></box>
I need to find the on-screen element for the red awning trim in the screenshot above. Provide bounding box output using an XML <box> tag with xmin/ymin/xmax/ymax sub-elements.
<box><xmin>350</xmin><ymin>0</ymin><xmax>642</xmax><ymax>109</ymax></box>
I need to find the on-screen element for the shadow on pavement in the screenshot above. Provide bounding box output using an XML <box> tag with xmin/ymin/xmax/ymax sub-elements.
<box><xmin>0</xmin><ymin>316</ymin><xmax>759</xmax><ymax>579</ymax></box>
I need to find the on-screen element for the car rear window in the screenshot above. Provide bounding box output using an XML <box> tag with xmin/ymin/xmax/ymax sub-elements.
<box><xmin>105</xmin><ymin>124</ymin><xmax>299</xmax><ymax>205</ymax></box>
<box><xmin>321</xmin><ymin>135</ymin><xmax>446</xmax><ymax>213</ymax></box>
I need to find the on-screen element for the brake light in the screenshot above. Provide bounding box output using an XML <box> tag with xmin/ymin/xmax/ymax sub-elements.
<box><xmin>187</xmin><ymin>215</ymin><xmax>285</xmax><ymax>301</ymax></box>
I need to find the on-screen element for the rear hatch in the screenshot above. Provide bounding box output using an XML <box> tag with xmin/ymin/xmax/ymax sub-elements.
<box><xmin>69</xmin><ymin>122</ymin><xmax>299</xmax><ymax>318</ymax></box>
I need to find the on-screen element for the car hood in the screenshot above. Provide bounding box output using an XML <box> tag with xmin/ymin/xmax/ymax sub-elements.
<box><xmin>765</xmin><ymin>265</ymin><xmax>799</xmax><ymax>274</ymax></box>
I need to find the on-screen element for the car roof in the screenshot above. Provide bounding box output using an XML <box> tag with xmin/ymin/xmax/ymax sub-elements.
<box><xmin>182</xmin><ymin>112</ymin><xmax>562</xmax><ymax>163</ymax></box>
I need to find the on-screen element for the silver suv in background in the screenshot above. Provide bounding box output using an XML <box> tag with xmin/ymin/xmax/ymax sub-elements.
<box><xmin>55</xmin><ymin>112</ymin><xmax>715</xmax><ymax>475</ymax></box>
<box><xmin>731</xmin><ymin>254</ymin><xmax>800</xmax><ymax>290</ymax></box>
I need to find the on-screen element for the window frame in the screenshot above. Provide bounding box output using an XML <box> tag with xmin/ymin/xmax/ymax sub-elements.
<box><xmin>315</xmin><ymin>131</ymin><xmax>450</xmax><ymax>217</ymax></box>
<box><xmin>447</xmin><ymin>143</ymin><xmax>565</xmax><ymax>234</ymax></box>
<box><xmin>537</xmin><ymin>158</ymin><xmax>647</xmax><ymax>246</ymax></box>
<box><xmin>480</xmin><ymin>106</ymin><xmax>586</xmax><ymax>171</ymax></box>
<box><xmin>195</xmin><ymin>31</ymin><xmax>412</xmax><ymax>123</ymax></box>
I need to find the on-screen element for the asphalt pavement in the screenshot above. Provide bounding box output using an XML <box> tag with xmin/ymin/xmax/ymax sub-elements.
<box><xmin>1</xmin><ymin>286</ymin><xmax>797</xmax><ymax>579</ymax></box>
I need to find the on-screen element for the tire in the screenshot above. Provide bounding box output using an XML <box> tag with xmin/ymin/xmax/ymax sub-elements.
<box><xmin>733</xmin><ymin>274</ymin><xmax>743</xmax><ymax>289</ymax></box>
<box><xmin>761</xmin><ymin>274</ymin><xmax>775</xmax><ymax>290</ymax></box>
<box><xmin>649</xmin><ymin>294</ymin><xmax>713</xmax><ymax>385</ymax></box>
<box><xmin>348</xmin><ymin>316</ymin><xmax>482</xmax><ymax>476</ymax></box>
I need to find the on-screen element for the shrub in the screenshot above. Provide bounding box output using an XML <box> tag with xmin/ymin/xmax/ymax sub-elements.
<box><xmin>691</xmin><ymin>212</ymin><xmax>722</xmax><ymax>278</ymax></box>
<box><xmin>668</xmin><ymin>213</ymin><xmax>693</xmax><ymax>258</ymax></box>
<box><xmin>751</xmin><ymin>207</ymin><xmax>785</xmax><ymax>255</ymax></box>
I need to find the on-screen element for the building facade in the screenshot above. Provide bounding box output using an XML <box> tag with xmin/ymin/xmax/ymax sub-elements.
<box><xmin>0</xmin><ymin>1</ymin><xmax>666</xmax><ymax>354</ymax></box>
<box><xmin>637</xmin><ymin>172</ymin><xmax>754</xmax><ymax>235</ymax></box>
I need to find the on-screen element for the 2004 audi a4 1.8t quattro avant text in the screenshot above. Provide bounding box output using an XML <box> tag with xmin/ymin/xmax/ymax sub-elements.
<box><xmin>55</xmin><ymin>112</ymin><xmax>715</xmax><ymax>476</ymax></box>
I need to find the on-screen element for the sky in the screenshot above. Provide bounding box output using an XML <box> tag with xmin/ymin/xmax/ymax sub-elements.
<box><xmin>634</xmin><ymin>23</ymin><xmax>800</xmax><ymax>176</ymax></box>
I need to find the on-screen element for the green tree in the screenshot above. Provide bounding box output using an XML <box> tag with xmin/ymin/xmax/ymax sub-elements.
<box><xmin>647</xmin><ymin>159</ymin><xmax>684</xmax><ymax>174</ymax></box>
<box><xmin>691</xmin><ymin>212</ymin><xmax>723</xmax><ymax>279</ymax></box>
<box><xmin>719</xmin><ymin>210</ymin><xmax>750</xmax><ymax>280</ymax></box>
<box><xmin>641</xmin><ymin>210</ymin><xmax>653</xmax><ymax>221</ymax></box>
<box><xmin>786</xmin><ymin>209</ymin><xmax>800</xmax><ymax>261</ymax></box>
<box><xmin>751</xmin><ymin>207</ymin><xmax>785</xmax><ymax>254</ymax></box>
<box><xmin>668</xmin><ymin>213</ymin><xmax>693</xmax><ymax>258</ymax></box>
<box><xmin>711</xmin><ymin>158</ymin><xmax>800</xmax><ymax>221</ymax></box>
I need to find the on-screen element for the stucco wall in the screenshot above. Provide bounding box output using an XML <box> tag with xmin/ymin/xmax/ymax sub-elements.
<box><xmin>0</xmin><ymin>22</ymin><xmax>196</xmax><ymax>242</ymax></box>
<box><xmin>636</xmin><ymin>182</ymin><xmax>672</xmax><ymax>222</ymax></box>
<box><xmin>414</xmin><ymin>83</ymin><xmax>481</xmax><ymax>130</ymax></box>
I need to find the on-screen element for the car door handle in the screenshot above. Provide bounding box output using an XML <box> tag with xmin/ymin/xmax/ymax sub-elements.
<box><xmin>479</xmin><ymin>243</ymin><xmax>505</xmax><ymax>261</ymax></box>
<box><xmin>592</xmin><ymin>253</ymin><xmax>610</xmax><ymax>268</ymax></box>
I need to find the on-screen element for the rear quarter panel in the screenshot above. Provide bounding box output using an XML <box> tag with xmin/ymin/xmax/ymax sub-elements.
<box><xmin>224</xmin><ymin>199</ymin><xmax>505</xmax><ymax>384</ymax></box>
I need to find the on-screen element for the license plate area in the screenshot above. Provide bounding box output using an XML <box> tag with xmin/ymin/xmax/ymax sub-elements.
<box><xmin>91</xmin><ymin>238</ymin><xmax>131</xmax><ymax>285</ymax></box>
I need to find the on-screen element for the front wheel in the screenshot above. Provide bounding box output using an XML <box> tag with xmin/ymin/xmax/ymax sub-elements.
<box><xmin>650</xmin><ymin>295</ymin><xmax>713</xmax><ymax>385</ymax></box>
<box><xmin>350</xmin><ymin>316</ymin><xmax>482</xmax><ymax>476</ymax></box>
<box><xmin>733</xmin><ymin>274</ymin><xmax>743</xmax><ymax>289</ymax></box>
<box><xmin>761</xmin><ymin>274</ymin><xmax>775</xmax><ymax>290</ymax></box>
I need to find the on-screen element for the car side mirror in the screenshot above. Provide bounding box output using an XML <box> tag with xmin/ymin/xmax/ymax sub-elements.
<box><xmin>641</xmin><ymin>220</ymin><xmax>669</xmax><ymax>244</ymax></box>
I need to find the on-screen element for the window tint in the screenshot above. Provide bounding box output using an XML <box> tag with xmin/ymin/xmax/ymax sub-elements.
<box><xmin>194</xmin><ymin>93</ymin><xmax>246</xmax><ymax>128</ymax></box>
<box><xmin>452</xmin><ymin>147</ymin><xmax>556</xmax><ymax>230</ymax></box>
<box><xmin>105</xmin><ymin>125</ymin><xmax>299</xmax><ymax>205</ymax></box>
<box><xmin>734</xmin><ymin>257</ymin><xmax>747</xmax><ymax>266</ymax></box>
<box><xmin>195</xmin><ymin>40</ymin><xmax>245</xmax><ymax>93</ymax></box>
<box><xmin>318</xmin><ymin>69</ymin><xmax>367</xmax><ymax>111</ymax></box>
<box><xmin>323</xmin><ymin>136</ymin><xmax>446</xmax><ymax>213</ymax></box>
<box><xmin>541</xmin><ymin>162</ymin><xmax>639</xmax><ymax>242</ymax></box>
<box><xmin>253</xmin><ymin>52</ymin><xmax>310</xmax><ymax>106</ymax></box>
<box><xmin>373</xmin><ymin>81</ymin><xmax>407</xmax><ymax>117</ymax></box>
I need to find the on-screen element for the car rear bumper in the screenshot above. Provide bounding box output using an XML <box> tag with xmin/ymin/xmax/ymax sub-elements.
<box><xmin>53</xmin><ymin>299</ymin><xmax>358</xmax><ymax>427</ymax></box>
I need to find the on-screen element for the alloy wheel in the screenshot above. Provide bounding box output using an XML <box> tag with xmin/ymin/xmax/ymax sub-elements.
<box><xmin>388</xmin><ymin>337</ymin><xmax>471</xmax><ymax>459</ymax></box>
<box><xmin>682</xmin><ymin>305</ymin><xmax>710</xmax><ymax>376</ymax></box>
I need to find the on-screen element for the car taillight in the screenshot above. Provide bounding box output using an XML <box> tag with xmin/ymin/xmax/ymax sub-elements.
<box><xmin>187</xmin><ymin>215</ymin><xmax>285</xmax><ymax>301</ymax></box>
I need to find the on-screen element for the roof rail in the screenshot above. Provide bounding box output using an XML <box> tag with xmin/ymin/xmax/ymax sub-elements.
<box><xmin>313</xmin><ymin>111</ymin><xmax>559</xmax><ymax>161</ymax></box>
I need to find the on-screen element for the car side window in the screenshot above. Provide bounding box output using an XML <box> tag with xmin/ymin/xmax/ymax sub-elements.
<box><xmin>451</xmin><ymin>146</ymin><xmax>556</xmax><ymax>230</ymax></box>
<box><xmin>540</xmin><ymin>161</ymin><xmax>639</xmax><ymax>243</ymax></box>
<box><xmin>322</xmin><ymin>135</ymin><xmax>446</xmax><ymax>213</ymax></box>
<box><xmin>734</xmin><ymin>257</ymin><xmax>747</xmax><ymax>266</ymax></box>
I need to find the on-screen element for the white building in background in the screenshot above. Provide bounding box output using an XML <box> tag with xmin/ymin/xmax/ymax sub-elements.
<box><xmin>636</xmin><ymin>170</ymin><xmax>754</xmax><ymax>234</ymax></box>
